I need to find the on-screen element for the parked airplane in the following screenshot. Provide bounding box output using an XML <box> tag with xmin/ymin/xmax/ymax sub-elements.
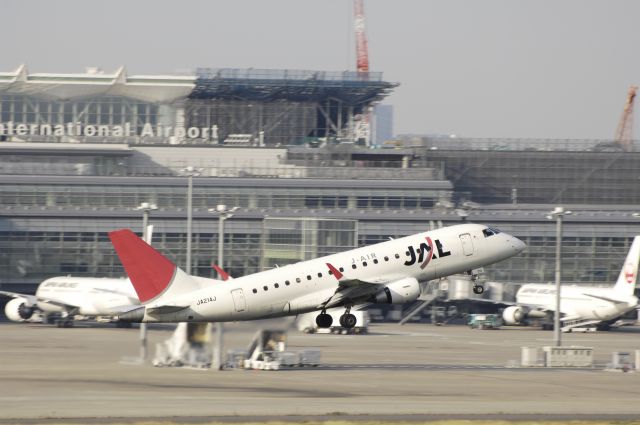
<box><xmin>0</xmin><ymin>226</ymin><xmax>181</xmax><ymax>328</ymax></box>
<box><xmin>502</xmin><ymin>235</ymin><xmax>640</xmax><ymax>331</ymax></box>
<box><xmin>110</xmin><ymin>223</ymin><xmax>525</xmax><ymax>328</ymax></box>
<box><xmin>1</xmin><ymin>277</ymin><xmax>139</xmax><ymax>327</ymax></box>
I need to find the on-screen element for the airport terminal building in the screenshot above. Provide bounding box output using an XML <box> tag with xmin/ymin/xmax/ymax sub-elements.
<box><xmin>0</xmin><ymin>66</ymin><xmax>639</xmax><ymax>295</ymax></box>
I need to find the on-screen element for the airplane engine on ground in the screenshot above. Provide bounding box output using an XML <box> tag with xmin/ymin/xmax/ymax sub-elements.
<box><xmin>371</xmin><ymin>277</ymin><xmax>421</xmax><ymax>304</ymax></box>
<box><xmin>502</xmin><ymin>305</ymin><xmax>527</xmax><ymax>325</ymax></box>
<box><xmin>4</xmin><ymin>298</ymin><xmax>36</xmax><ymax>322</ymax></box>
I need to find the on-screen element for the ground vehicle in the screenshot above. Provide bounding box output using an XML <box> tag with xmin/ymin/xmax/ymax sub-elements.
<box><xmin>468</xmin><ymin>313</ymin><xmax>501</xmax><ymax>329</ymax></box>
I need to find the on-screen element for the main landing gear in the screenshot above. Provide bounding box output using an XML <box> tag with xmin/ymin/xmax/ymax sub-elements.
<box><xmin>315</xmin><ymin>307</ymin><xmax>358</xmax><ymax>329</ymax></box>
<box><xmin>316</xmin><ymin>310</ymin><xmax>333</xmax><ymax>328</ymax></box>
<box><xmin>339</xmin><ymin>306</ymin><xmax>357</xmax><ymax>329</ymax></box>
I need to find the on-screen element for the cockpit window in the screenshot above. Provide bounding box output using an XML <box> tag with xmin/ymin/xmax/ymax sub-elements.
<box><xmin>482</xmin><ymin>227</ymin><xmax>502</xmax><ymax>237</ymax></box>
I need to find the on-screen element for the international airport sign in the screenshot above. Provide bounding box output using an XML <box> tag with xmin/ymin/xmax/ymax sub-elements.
<box><xmin>0</xmin><ymin>122</ymin><xmax>219</xmax><ymax>139</ymax></box>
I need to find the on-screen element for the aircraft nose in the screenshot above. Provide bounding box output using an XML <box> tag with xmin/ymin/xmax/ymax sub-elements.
<box><xmin>511</xmin><ymin>236</ymin><xmax>526</xmax><ymax>253</ymax></box>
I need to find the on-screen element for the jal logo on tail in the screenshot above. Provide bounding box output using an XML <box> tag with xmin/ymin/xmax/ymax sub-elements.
<box><xmin>625</xmin><ymin>263</ymin><xmax>635</xmax><ymax>284</ymax></box>
<box><xmin>404</xmin><ymin>237</ymin><xmax>451</xmax><ymax>269</ymax></box>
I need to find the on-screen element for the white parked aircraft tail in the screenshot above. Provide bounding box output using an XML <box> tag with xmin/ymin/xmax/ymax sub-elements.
<box><xmin>109</xmin><ymin>229</ymin><xmax>200</xmax><ymax>306</ymax></box>
<box><xmin>612</xmin><ymin>235</ymin><xmax>640</xmax><ymax>297</ymax></box>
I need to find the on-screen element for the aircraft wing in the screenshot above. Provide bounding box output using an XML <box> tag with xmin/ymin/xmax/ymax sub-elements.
<box><xmin>325</xmin><ymin>263</ymin><xmax>393</xmax><ymax>287</ymax></box>
<box><xmin>582</xmin><ymin>293</ymin><xmax>628</xmax><ymax>305</ymax></box>
<box><xmin>90</xmin><ymin>287</ymin><xmax>140</xmax><ymax>305</ymax></box>
<box><xmin>0</xmin><ymin>290</ymin><xmax>37</xmax><ymax>303</ymax></box>
<box><xmin>320</xmin><ymin>263</ymin><xmax>399</xmax><ymax>308</ymax></box>
<box><xmin>0</xmin><ymin>290</ymin><xmax>78</xmax><ymax>310</ymax></box>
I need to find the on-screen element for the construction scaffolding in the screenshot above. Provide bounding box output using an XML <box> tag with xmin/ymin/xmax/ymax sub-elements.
<box><xmin>188</xmin><ymin>68</ymin><xmax>398</xmax><ymax>145</ymax></box>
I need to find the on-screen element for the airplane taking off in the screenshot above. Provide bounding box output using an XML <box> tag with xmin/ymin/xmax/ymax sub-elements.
<box><xmin>1</xmin><ymin>276</ymin><xmax>139</xmax><ymax>327</ymax></box>
<box><xmin>502</xmin><ymin>235</ymin><xmax>640</xmax><ymax>332</ymax></box>
<box><xmin>110</xmin><ymin>223</ymin><xmax>525</xmax><ymax>328</ymax></box>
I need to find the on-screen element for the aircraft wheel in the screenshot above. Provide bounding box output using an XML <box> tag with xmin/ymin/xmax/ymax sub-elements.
<box><xmin>341</xmin><ymin>313</ymin><xmax>357</xmax><ymax>329</ymax></box>
<box><xmin>472</xmin><ymin>285</ymin><xmax>485</xmax><ymax>295</ymax></box>
<box><xmin>316</xmin><ymin>313</ymin><xmax>333</xmax><ymax>328</ymax></box>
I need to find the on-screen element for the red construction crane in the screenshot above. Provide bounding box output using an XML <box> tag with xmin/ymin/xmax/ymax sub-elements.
<box><xmin>614</xmin><ymin>85</ymin><xmax>637</xmax><ymax>152</ymax></box>
<box><xmin>353</xmin><ymin>0</ymin><xmax>370</xmax><ymax>73</ymax></box>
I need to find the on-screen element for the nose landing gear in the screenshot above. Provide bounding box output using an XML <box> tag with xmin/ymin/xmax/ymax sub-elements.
<box><xmin>472</xmin><ymin>285</ymin><xmax>485</xmax><ymax>295</ymax></box>
<box><xmin>468</xmin><ymin>268</ymin><xmax>485</xmax><ymax>295</ymax></box>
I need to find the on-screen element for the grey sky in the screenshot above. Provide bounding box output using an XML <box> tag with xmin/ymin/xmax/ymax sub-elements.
<box><xmin>2</xmin><ymin>0</ymin><xmax>639</xmax><ymax>139</ymax></box>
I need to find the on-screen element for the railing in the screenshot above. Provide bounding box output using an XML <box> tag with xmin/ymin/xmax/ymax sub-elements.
<box><xmin>196</xmin><ymin>68</ymin><xmax>385</xmax><ymax>83</ymax></box>
<box><xmin>403</xmin><ymin>136</ymin><xmax>640</xmax><ymax>152</ymax></box>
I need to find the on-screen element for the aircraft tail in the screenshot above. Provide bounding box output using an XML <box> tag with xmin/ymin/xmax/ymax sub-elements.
<box><xmin>109</xmin><ymin>229</ymin><xmax>201</xmax><ymax>305</ymax></box>
<box><xmin>613</xmin><ymin>235</ymin><xmax>640</xmax><ymax>297</ymax></box>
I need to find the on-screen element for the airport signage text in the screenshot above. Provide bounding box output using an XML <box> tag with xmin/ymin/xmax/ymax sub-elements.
<box><xmin>0</xmin><ymin>121</ymin><xmax>219</xmax><ymax>140</ymax></box>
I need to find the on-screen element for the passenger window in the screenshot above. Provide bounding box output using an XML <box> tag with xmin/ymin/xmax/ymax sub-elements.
<box><xmin>263</xmin><ymin>286</ymin><xmax>268</xmax><ymax>291</ymax></box>
<box><xmin>395</xmin><ymin>254</ymin><xmax>400</xmax><ymax>259</ymax></box>
<box><xmin>317</xmin><ymin>272</ymin><xmax>322</xmax><ymax>278</ymax></box>
<box><xmin>352</xmin><ymin>264</ymin><xmax>357</xmax><ymax>269</ymax></box>
<box><xmin>296</xmin><ymin>277</ymin><xmax>301</xmax><ymax>283</ymax></box>
<box><xmin>306</xmin><ymin>275</ymin><xmax>312</xmax><ymax>280</ymax></box>
<box><xmin>339</xmin><ymin>267</ymin><xmax>344</xmax><ymax>272</ymax></box>
<box><xmin>274</xmin><ymin>283</ymin><xmax>279</xmax><ymax>288</ymax></box>
<box><xmin>252</xmin><ymin>288</ymin><xmax>257</xmax><ymax>294</ymax></box>
<box><xmin>285</xmin><ymin>280</ymin><xmax>290</xmax><ymax>286</ymax></box>
<box><xmin>373</xmin><ymin>259</ymin><xmax>379</xmax><ymax>264</ymax></box>
<box><xmin>384</xmin><ymin>256</ymin><xmax>389</xmax><ymax>261</ymax></box>
<box><xmin>363</xmin><ymin>262</ymin><xmax>367</xmax><ymax>267</ymax></box>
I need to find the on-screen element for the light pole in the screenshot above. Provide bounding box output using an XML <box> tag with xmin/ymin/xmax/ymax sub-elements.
<box><xmin>546</xmin><ymin>206</ymin><xmax>572</xmax><ymax>346</ymax></box>
<box><xmin>134</xmin><ymin>201</ymin><xmax>157</xmax><ymax>362</ymax></box>
<box><xmin>208</xmin><ymin>204</ymin><xmax>238</xmax><ymax>371</ymax></box>
<box><xmin>180</xmin><ymin>167</ymin><xmax>202</xmax><ymax>274</ymax></box>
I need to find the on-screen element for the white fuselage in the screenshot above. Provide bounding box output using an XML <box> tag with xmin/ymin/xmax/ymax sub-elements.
<box><xmin>141</xmin><ymin>223</ymin><xmax>525</xmax><ymax>323</ymax></box>
<box><xmin>35</xmin><ymin>277</ymin><xmax>138</xmax><ymax>316</ymax></box>
<box><xmin>516</xmin><ymin>284</ymin><xmax>638</xmax><ymax>321</ymax></box>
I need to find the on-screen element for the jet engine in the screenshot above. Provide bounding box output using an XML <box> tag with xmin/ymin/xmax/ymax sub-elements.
<box><xmin>4</xmin><ymin>298</ymin><xmax>36</xmax><ymax>322</ymax></box>
<box><xmin>371</xmin><ymin>277</ymin><xmax>420</xmax><ymax>304</ymax></box>
<box><xmin>502</xmin><ymin>305</ymin><xmax>528</xmax><ymax>325</ymax></box>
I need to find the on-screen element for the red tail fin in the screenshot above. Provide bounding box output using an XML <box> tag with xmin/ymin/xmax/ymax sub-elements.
<box><xmin>109</xmin><ymin>229</ymin><xmax>176</xmax><ymax>303</ymax></box>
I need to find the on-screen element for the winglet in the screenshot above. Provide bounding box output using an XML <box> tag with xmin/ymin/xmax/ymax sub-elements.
<box><xmin>326</xmin><ymin>263</ymin><xmax>343</xmax><ymax>280</ymax></box>
<box><xmin>212</xmin><ymin>264</ymin><xmax>231</xmax><ymax>281</ymax></box>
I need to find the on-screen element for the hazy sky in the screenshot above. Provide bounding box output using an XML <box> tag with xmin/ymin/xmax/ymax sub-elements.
<box><xmin>2</xmin><ymin>0</ymin><xmax>639</xmax><ymax>139</ymax></box>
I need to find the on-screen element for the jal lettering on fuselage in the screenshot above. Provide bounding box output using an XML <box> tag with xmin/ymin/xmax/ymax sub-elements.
<box><xmin>403</xmin><ymin>237</ymin><xmax>451</xmax><ymax>268</ymax></box>
<box><xmin>351</xmin><ymin>253</ymin><xmax>377</xmax><ymax>264</ymax></box>
<box><xmin>43</xmin><ymin>281</ymin><xmax>78</xmax><ymax>288</ymax></box>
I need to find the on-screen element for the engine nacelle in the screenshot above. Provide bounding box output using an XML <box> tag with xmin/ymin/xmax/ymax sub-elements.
<box><xmin>371</xmin><ymin>277</ymin><xmax>421</xmax><ymax>304</ymax></box>
<box><xmin>502</xmin><ymin>305</ymin><xmax>527</xmax><ymax>325</ymax></box>
<box><xmin>4</xmin><ymin>298</ymin><xmax>36</xmax><ymax>322</ymax></box>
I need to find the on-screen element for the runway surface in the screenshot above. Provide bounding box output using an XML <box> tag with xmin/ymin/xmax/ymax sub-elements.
<box><xmin>1</xmin><ymin>320</ymin><xmax>640</xmax><ymax>422</ymax></box>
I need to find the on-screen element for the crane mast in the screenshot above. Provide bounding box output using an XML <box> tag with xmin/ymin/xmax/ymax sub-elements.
<box><xmin>615</xmin><ymin>85</ymin><xmax>637</xmax><ymax>152</ymax></box>
<box><xmin>353</xmin><ymin>0</ymin><xmax>370</xmax><ymax>73</ymax></box>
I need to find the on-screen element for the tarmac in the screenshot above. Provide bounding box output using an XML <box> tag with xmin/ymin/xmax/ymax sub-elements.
<box><xmin>1</xmin><ymin>320</ymin><xmax>640</xmax><ymax>422</ymax></box>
